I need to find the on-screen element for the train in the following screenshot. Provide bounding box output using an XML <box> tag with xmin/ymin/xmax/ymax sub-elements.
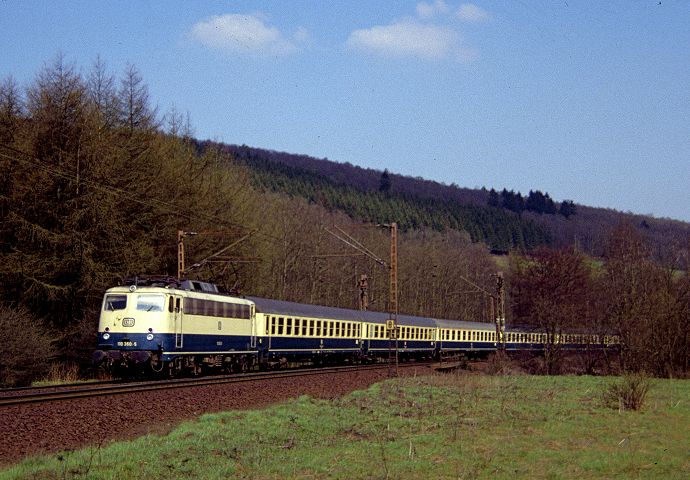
<box><xmin>93</xmin><ymin>276</ymin><xmax>618</xmax><ymax>376</ymax></box>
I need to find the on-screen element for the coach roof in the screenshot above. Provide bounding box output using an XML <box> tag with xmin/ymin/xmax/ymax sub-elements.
<box><xmin>247</xmin><ymin>297</ymin><xmax>439</xmax><ymax>327</ymax></box>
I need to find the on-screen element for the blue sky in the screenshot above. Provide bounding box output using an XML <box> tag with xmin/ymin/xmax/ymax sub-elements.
<box><xmin>1</xmin><ymin>1</ymin><xmax>689</xmax><ymax>221</ymax></box>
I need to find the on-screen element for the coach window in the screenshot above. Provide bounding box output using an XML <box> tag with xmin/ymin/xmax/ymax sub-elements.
<box><xmin>168</xmin><ymin>297</ymin><xmax>174</xmax><ymax>313</ymax></box>
<box><xmin>286</xmin><ymin>318</ymin><xmax>293</xmax><ymax>336</ymax></box>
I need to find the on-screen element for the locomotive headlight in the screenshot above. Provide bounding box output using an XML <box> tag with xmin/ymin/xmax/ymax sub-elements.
<box><xmin>103</xmin><ymin>333</ymin><xmax>110</xmax><ymax>340</ymax></box>
<box><xmin>146</xmin><ymin>333</ymin><xmax>154</xmax><ymax>341</ymax></box>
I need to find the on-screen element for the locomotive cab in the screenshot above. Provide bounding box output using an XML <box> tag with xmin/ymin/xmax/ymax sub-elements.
<box><xmin>94</xmin><ymin>285</ymin><xmax>174</xmax><ymax>372</ymax></box>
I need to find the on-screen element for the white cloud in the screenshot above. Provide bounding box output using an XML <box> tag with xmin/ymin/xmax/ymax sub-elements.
<box><xmin>191</xmin><ymin>14</ymin><xmax>301</xmax><ymax>56</ymax></box>
<box><xmin>294</xmin><ymin>26</ymin><xmax>310</xmax><ymax>45</ymax></box>
<box><xmin>416</xmin><ymin>0</ymin><xmax>450</xmax><ymax>19</ymax></box>
<box><xmin>457</xmin><ymin>4</ymin><xmax>490</xmax><ymax>22</ymax></box>
<box><xmin>346</xmin><ymin>20</ymin><xmax>467</xmax><ymax>61</ymax></box>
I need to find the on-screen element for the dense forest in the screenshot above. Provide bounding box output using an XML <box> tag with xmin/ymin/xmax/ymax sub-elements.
<box><xmin>217</xmin><ymin>143</ymin><xmax>690</xmax><ymax>261</ymax></box>
<box><xmin>0</xmin><ymin>57</ymin><xmax>688</xmax><ymax>385</ymax></box>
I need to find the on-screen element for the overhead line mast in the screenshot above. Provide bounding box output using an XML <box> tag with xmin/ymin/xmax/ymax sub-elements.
<box><xmin>324</xmin><ymin>222</ymin><xmax>400</xmax><ymax>375</ymax></box>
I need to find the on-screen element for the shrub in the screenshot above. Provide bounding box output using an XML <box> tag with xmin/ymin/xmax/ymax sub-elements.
<box><xmin>486</xmin><ymin>350</ymin><xmax>513</xmax><ymax>375</ymax></box>
<box><xmin>602</xmin><ymin>373</ymin><xmax>650</xmax><ymax>411</ymax></box>
<box><xmin>0</xmin><ymin>305</ymin><xmax>56</xmax><ymax>386</ymax></box>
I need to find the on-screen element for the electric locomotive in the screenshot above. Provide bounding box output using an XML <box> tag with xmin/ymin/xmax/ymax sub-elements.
<box><xmin>94</xmin><ymin>277</ymin><xmax>256</xmax><ymax>376</ymax></box>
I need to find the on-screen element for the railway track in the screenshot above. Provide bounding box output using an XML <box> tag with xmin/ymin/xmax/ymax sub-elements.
<box><xmin>0</xmin><ymin>362</ymin><xmax>431</xmax><ymax>407</ymax></box>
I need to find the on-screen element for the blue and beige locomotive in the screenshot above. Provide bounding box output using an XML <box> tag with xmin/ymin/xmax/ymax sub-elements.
<box><xmin>94</xmin><ymin>277</ymin><xmax>616</xmax><ymax>376</ymax></box>
<box><xmin>95</xmin><ymin>278</ymin><xmax>256</xmax><ymax>375</ymax></box>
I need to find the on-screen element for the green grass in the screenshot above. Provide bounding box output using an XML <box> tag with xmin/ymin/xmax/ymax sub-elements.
<box><xmin>2</xmin><ymin>374</ymin><xmax>689</xmax><ymax>479</ymax></box>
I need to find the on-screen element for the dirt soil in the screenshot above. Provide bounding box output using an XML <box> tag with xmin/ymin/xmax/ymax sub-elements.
<box><xmin>0</xmin><ymin>365</ymin><xmax>430</xmax><ymax>467</ymax></box>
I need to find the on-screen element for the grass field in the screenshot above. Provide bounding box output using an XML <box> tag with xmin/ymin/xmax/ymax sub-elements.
<box><xmin>2</xmin><ymin>373</ymin><xmax>688</xmax><ymax>479</ymax></box>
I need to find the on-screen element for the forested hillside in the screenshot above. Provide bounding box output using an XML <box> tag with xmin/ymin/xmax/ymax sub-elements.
<box><xmin>210</xmin><ymin>142</ymin><xmax>552</xmax><ymax>252</ymax></box>
<box><xmin>214</xmin><ymin>143</ymin><xmax>690</xmax><ymax>261</ymax></box>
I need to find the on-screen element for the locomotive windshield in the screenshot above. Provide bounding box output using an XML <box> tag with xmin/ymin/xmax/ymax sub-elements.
<box><xmin>136</xmin><ymin>294</ymin><xmax>166</xmax><ymax>312</ymax></box>
<box><xmin>104</xmin><ymin>294</ymin><xmax>127</xmax><ymax>311</ymax></box>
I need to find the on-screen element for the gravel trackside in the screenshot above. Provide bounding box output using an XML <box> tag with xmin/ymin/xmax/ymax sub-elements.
<box><xmin>0</xmin><ymin>365</ymin><xmax>431</xmax><ymax>466</ymax></box>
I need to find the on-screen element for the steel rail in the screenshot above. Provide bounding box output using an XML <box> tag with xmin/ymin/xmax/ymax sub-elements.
<box><xmin>0</xmin><ymin>363</ymin><xmax>432</xmax><ymax>407</ymax></box>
